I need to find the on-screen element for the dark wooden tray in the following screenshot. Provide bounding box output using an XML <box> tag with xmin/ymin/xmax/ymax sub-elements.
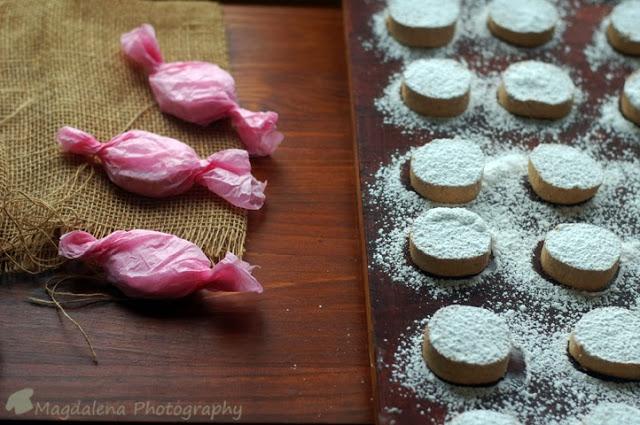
<box><xmin>343</xmin><ymin>1</ymin><xmax>640</xmax><ymax>424</ymax></box>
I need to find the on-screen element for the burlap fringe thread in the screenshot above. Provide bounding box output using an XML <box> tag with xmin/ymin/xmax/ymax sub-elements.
<box><xmin>0</xmin><ymin>184</ymin><xmax>247</xmax><ymax>274</ymax></box>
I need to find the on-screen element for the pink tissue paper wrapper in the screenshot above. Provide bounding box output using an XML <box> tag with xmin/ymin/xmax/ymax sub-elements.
<box><xmin>57</xmin><ymin>126</ymin><xmax>266</xmax><ymax>210</ymax></box>
<box><xmin>59</xmin><ymin>229</ymin><xmax>263</xmax><ymax>299</ymax></box>
<box><xmin>121</xmin><ymin>24</ymin><xmax>284</xmax><ymax>157</ymax></box>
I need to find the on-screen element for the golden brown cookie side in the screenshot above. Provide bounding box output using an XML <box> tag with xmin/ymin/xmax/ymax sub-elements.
<box><xmin>402</xmin><ymin>82</ymin><xmax>470</xmax><ymax>117</ymax></box>
<box><xmin>386</xmin><ymin>15</ymin><xmax>456</xmax><ymax>48</ymax></box>
<box><xmin>488</xmin><ymin>17</ymin><xmax>554</xmax><ymax>47</ymax></box>
<box><xmin>569</xmin><ymin>334</ymin><xmax>640</xmax><ymax>380</ymax></box>
<box><xmin>409</xmin><ymin>167</ymin><xmax>482</xmax><ymax>204</ymax></box>
<box><xmin>422</xmin><ymin>326</ymin><xmax>510</xmax><ymax>385</ymax></box>
<box><xmin>527</xmin><ymin>160</ymin><xmax>600</xmax><ymax>204</ymax></box>
<box><xmin>607</xmin><ymin>22</ymin><xmax>640</xmax><ymax>56</ymax></box>
<box><xmin>498</xmin><ymin>84</ymin><xmax>572</xmax><ymax>120</ymax></box>
<box><xmin>409</xmin><ymin>237</ymin><xmax>491</xmax><ymax>277</ymax></box>
<box><xmin>540</xmin><ymin>245</ymin><xmax>618</xmax><ymax>291</ymax></box>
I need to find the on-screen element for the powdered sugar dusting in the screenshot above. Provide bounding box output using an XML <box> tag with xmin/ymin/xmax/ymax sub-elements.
<box><xmin>375</xmin><ymin>70</ymin><xmax>585</xmax><ymax>137</ymax></box>
<box><xmin>572</xmin><ymin>307</ymin><xmax>640</xmax><ymax>364</ymax></box>
<box><xmin>404</xmin><ymin>59</ymin><xmax>472</xmax><ymax>100</ymax></box>
<box><xmin>489</xmin><ymin>0</ymin><xmax>558</xmax><ymax>34</ymax></box>
<box><xmin>411</xmin><ymin>208</ymin><xmax>491</xmax><ymax>260</ymax></box>
<box><xmin>584</xmin><ymin>18</ymin><xmax>640</xmax><ymax>72</ymax></box>
<box><xmin>429</xmin><ymin>305</ymin><xmax>511</xmax><ymax>365</ymax></box>
<box><xmin>502</xmin><ymin>61</ymin><xmax>574</xmax><ymax>106</ymax></box>
<box><xmin>367</xmin><ymin>0</ymin><xmax>569</xmax><ymax>64</ymax></box>
<box><xmin>411</xmin><ymin>138</ymin><xmax>484</xmax><ymax>187</ymax></box>
<box><xmin>583</xmin><ymin>402</ymin><xmax>640</xmax><ymax>425</ymax></box>
<box><xmin>545</xmin><ymin>223</ymin><xmax>621</xmax><ymax>271</ymax></box>
<box><xmin>529</xmin><ymin>144</ymin><xmax>603</xmax><ymax>190</ymax></box>
<box><xmin>367</xmin><ymin>147</ymin><xmax>640</xmax><ymax>422</ymax></box>
<box><xmin>389</xmin><ymin>0</ymin><xmax>461</xmax><ymax>29</ymax></box>
<box><xmin>610</xmin><ymin>0</ymin><xmax>640</xmax><ymax>43</ymax></box>
<box><xmin>624</xmin><ymin>71</ymin><xmax>640</xmax><ymax>110</ymax></box>
<box><xmin>449</xmin><ymin>409</ymin><xmax>520</xmax><ymax>425</ymax></box>
<box><xmin>595</xmin><ymin>95</ymin><xmax>640</xmax><ymax>138</ymax></box>
<box><xmin>360</xmin><ymin>0</ymin><xmax>640</xmax><ymax>423</ymax></box>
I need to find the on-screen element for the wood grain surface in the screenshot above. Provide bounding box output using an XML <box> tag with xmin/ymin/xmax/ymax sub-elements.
<box><xmin>343</xmin><ymin>1</ymin><xmax>639</xmax><ymax>424</ymax></box>
<box><xmin>0</xmin><ymin>2</ymin><xmax>373</xmax><ymax>423</ymax></box>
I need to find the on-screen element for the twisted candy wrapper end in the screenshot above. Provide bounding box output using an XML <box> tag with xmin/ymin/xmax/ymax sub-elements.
<box><xmin>120</xmin><ymin>24</ymin><xmax>284</xmax><ymax>156</ymax></box>
<box><xmin>230</xmin><ymin>108</ymin><xmax>284</xmax><ymax>157</ymax></box>
<box><xmin>199</xmin><ymin>149</ymin><xmax>267</xmax><ymax>210</ymax></box>
<box><xmin>58</xmin><ymin>230</ymin><xmax>263</xmax><ymax>299</ymax></box>
<box><xmin>120</xmin><ymin>23</ymin><xmax>163</xmax><ymax>74</ymax></box>
<box><xmin>57</xmin><ymin>126</ymin><xmax>102</xmax><ymax>156</ymax></box>
<box><xmin>56</xmin><ymin>127</ymin><xmax>266</xmax><ymax>209</ymax></box>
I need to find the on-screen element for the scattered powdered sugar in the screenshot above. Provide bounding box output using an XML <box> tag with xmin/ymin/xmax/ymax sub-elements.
<box><xmin>544</xmin><ymin>223</ymin><xmax>621</xmax><ymax>271</ymax></box>
<box><xmin>366</xmin><ymin>0</ymin><xmax>569</xmax><ymax>64</ymax></box>
<box><xmin>363</xmin><ymin>1</ymin><xmax>640</xmax><ymax>422</ymax></box>
<box><xmin>594</xmin><ymin>95</ymin><xmax>640</xmax><ymax>139</ymax></box>
<box><xmin>411</xmin><ymin>208</ymin><xmax>491</xmax><ymax>260</ymax></box>
<box><xmin>367</xmin><ymin>146</ymin><xmax>640</xmax><ymax>307</ymax></box>
<box><xmin>411</xmin><ymin>138</ymin><xmax>484</xmax><ymax>187</ymax></box>
<box><xmin>584</xmin><ymin>18</ymin><xmax>640</xmax><ymax>72</ymax></box>
<box><xmin>502</xmin><ymin>61</ymin><xmax>574</xmax><ymax>105</ymax></box>
<box><xmin>529</xmin><ymin>144</ymin><xmax>603</xmax><ymax>190</ymax></box>
<box><xmin>449</xmin><ymin>409</ymin><xmax>520</xmax><ymax>425</ymax></box>
<box><xmin>488</xmin><ymin>0</ymin><xmax>558</xmax><ymax>34</ymax></box>
<box><xmin>403</xmin><ymin>59</ymin><xmax>472</xmax><ymax>99</ymax></box>
<box><xmin>610</xmin><ymin>0</ymin><xmax>640</xmax><ymax>43</ymax></box>
<box><xmin>428</xmin><ymin>305</ymin><xmax>511</xmax><ymax>365</ymax></box>
<box><xmin>572</xmin><ymin>307</ymin><xmax>640</xmax><ymax>364</ymax></box>
<box><xmin>391</xmin><ymin>308</ymin><xmax>640</xmax><ymax>424</ymax></box>
<box><xmin>624</xmin><ymin>71</ymin><xmax>640</xmax><ymax>110</ymax></box>
<box><xmin>389</xmin><ymin>0</ymin><xmax>460</xmax><ymax>29</ymax></box>
<box><xmin>582</xmin><ymin>402</ymin><xmax>640</xmax><ymax>425</ymax></box>
<box><xmin>367</xmin><ymin>147</ymin><xmax>640</xmax><ymax>422</ymax></box>
<box><xmin>375</xmin><ymin>70</ymin><xmax>585</xmax><ymax>137</ymax></box>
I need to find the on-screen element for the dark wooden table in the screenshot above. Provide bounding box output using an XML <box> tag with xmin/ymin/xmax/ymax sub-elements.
<box><xmin>0</xmin><ymin>2</ymin><xmax>373</xmax><ymax>423</ymax></box>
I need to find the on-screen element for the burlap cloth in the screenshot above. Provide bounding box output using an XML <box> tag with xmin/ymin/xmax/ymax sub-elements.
<box><xmin>0</xmin><ymin>0</ymin><xmax>247</xmax><ymax>272</ymax></box>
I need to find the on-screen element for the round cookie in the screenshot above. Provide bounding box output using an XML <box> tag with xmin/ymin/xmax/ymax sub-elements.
<box><xmin>607</xmin><ymin>1</ymin><xmax>640</xmax><ymax>56</ymax></box>
<box><xmin>410</xmin><ymin>138</ymin><xmax>485</xmax><ymax>203</ymax></box>
<box><xmin>409</xmin><ymin>208</ymin><xmax>492</xmax><ymax>277</ymax></box>
<box><xmin>498</xmin><ymin>61</ymin><xmax>575</xmax><ymax>120</ymax></box>
<box><xmin>487</xmin><ymin>0</ymin><xmax>558</xmax><ymax>47</ymax></box>
<box><xmin>401</xmin><ymin>59</ymin><xmax>472</xmax><ymax>118</ymax></box>
<box><xmin>423</xmin><ymin>305</ymin><xmax>512</xmax><ymax>385</ymax></box>
<box><xmin>528</xmin><ymin>144</ymin><xmax>603</xmax><ymax>205</ymax></box>
<box><xmin>582</xmin><ymin>403</ymin><xmax>640</xmax><ymax>425</ymax></box>
<box><xmin>621</xmin><ymin>71</ymin><xmax>640</xmax><ymax>126</ymax></box>
<box><xmin>569</xmin><ymin>307</ymin><xmax>640</xmax><ymax>380</ymax></box>
<box><xmin>449</xmin><ymin>410</ymin><xmax>521</xmax><ymax>425</ymax></box>
<box><xmin>387</xmin><ymin>0</ymin><xmax>460</xmax><ymax>48</ymax></box>
<box><xmin>541</xmin><ymin>223</ymin><xmax>621</xmax><ymax>291</ymax></box>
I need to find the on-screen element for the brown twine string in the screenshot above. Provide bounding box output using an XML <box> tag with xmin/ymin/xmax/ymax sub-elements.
<box><xmin>27</xmin><ymin>274</ymin><xmax>125</xmax><ymax>365</ymax></box>
<box><xmin>0</xmin><ymin>165</ymin><xmax>94</xmax><ymax>274</ymax></box>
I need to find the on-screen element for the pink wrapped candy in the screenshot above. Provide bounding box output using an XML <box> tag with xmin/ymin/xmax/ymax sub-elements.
<box><xmin>59</xmin><ymin>230</ymin><xmax>263</xmax><ymax>298</ymax></box>
<box><xmin>58</xmin><ymin>126</ymin><xmax>266</xmax><ymax>210</ymax></box>
<box><xmin>121</xmin><ymin>24</ymin><xmax>283</xmax><ymax>157</ymax></box>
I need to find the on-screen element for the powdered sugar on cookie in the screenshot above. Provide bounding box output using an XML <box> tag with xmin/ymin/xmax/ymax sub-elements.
<box><xmin>502</xmin><ymin>61</ymin><xmax>574</xmax><ymax>105</ymax></box>
<box><xmin>404</xmin><ymin>59</ymin><xmax>472</xmax><ymax>100</ymax></box>
<box><xmin>429</xmin><ymin>305</ymin><xmax>511</xmax><ymax>366</ymax></box>
<box><xmin>544</xmin><ymin>223</ymin><xmax>621</xmax><ymax>271</ymax></box>
<box><xmin>489</xmin><ymin>0</ymin><xmax>557</xmax><ymax>34</ymax></box>
<box><xmin>411</xmin><ymin>208</ymin><xmax>491</xmax><ymax>260</ymax></box>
